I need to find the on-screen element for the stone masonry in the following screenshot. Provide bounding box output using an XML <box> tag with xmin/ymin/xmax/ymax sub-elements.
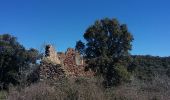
<box><xmin>45</xmin><ymin>45</ymin><xmax>61</xmax><ymax>64</ymax></box>
<box><xmin>39</xmin><ymin>45</ymin><xmax>93</xmax><ymax>80</ymax></box>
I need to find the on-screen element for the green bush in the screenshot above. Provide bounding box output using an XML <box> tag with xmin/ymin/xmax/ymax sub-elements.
<box><xmin>0</xmin><ymin>91</ymin><xmax>7</xmax><ymax>100</ymax></box>
<box><xmin>115</xmin><ymin>65</ymin><xmax>131</xmax><ymax>83</ymax></box>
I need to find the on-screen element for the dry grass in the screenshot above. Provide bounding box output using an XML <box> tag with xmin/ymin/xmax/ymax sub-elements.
<box><xmin>8</xmin><ymin>82</ymin><xmax>57</xmax><ymax>100</ymax></box>
<box><xmin>7</xmin><ymin>76</ymin><xmax>170</xmax><ymax>100</ymax></box>
<box><xmin>7</xmin><ymin>77</ymin><xmax>105</xmax><ymax>100</ymax></box>
<box><xmin>111</xmin><ymin>75</ymin><xmax>170</xmax><ymax>100</ymax></box>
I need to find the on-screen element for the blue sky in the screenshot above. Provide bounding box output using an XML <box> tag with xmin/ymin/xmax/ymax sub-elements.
<box><xmin>0</xmin><ymin>0</ymin><xmax>170</xmax><ymax>56</ymax></box>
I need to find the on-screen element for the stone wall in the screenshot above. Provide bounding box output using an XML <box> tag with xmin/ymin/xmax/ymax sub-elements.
<box><xmin>39</xmin><ymin>45</ymin><xmax>94</xmax><ymax>80</ymax></box>
<box><xmin>58</xmin><ymin>48</ymin><xmax>84</xmax><ymax>66</ymax></box>
<box><xmin>45</xmin><ymin>45</ymin><xmax>61</xmax><ymax>64</ymax></box>
<box><xmin>39</xmin><ymin>60</ymin><xmax>65</xmax><ymax>81</ymax></box>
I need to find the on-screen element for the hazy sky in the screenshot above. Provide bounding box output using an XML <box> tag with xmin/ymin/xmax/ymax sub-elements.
<box><xmin>0</xmin><ymin>0</ymin><xmax>170</xmax><ymax>56</ymax></box>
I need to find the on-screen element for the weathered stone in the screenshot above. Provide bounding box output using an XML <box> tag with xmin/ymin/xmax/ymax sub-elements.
<box><xmin>45</xmin><ymin>45</ymin><xmax>61</xmax><ymax>64</ymax></box>
<box><xmin>39</xmin><ymin>60</ymin><xmax>65</xmax><ymax>81</ymax></box>
<box><xmin>39</xmin><ymin>45</ymin><xmax>94</xmax><ymax>81</ymax></box>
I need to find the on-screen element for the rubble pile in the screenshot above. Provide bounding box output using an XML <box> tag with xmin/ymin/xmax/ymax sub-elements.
<box><xmin>39</xmin><ymin>61</ymin><xmax>65</xmax><ymax>81</ymax></box>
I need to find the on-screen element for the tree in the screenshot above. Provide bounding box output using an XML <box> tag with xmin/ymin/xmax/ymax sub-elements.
<box><xmin>0</xmin><ymin>34</ymin><xmax>41</xmax><ymax>89</ymax></box>
<box><xmin>76</xmin><ymin>18</ymin><xmax>133</xmax><ymax>86</ymax></box>
<box><xmin>75</xmin><ymin>40</ymin><xmax>85</xmax><ymax>56</ymax></box>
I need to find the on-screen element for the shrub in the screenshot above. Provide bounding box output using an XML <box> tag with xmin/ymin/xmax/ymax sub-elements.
<box><xmin>115</xmin><ymin>65</ymin><xmax>131</xmax><ymax>83</ymax></box>
<box><xmin>7</xmin><ymin>76</ymin><xmax>170</xmax><ymax>100</ymax></box>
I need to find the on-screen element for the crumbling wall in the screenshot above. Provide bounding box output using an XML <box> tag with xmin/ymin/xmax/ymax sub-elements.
<box><xmin>58</xmin><ymin>52</ymin><xmax>66</xmax><ymax>65</ymax></box>
<box><xmin>45</xmin><ymin>45</ymin><xmax>61</xmax><ymax>64</ymax></box>
<box><xmin>62</xmin><ymin>48</ymin><xmax>93</xmax><ymax>77</ymax></box>
<box><xmin>39</xmin><ymin>60</ymin><xmax>65</xmax><ymax>81</ymax></box>
<box><xmin>75</xmin><ymin>52</ymin><xmax>84</xmax><ymax>65</ymax></box>
<box><xmin>40</xmin><ymin>45</ymin><xmax>93</xmax><ymax>80</ymax></box>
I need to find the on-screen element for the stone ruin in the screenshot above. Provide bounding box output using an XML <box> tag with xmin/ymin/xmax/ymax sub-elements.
<box><xmin>45</xmin><ymin>45</ymin><xmax>61</xmax><ymax>64</ymax></box>
<box><xmin>39</xmin><ymin>45</ymin><xmax>93</xmax><ymax>81</ymax></box>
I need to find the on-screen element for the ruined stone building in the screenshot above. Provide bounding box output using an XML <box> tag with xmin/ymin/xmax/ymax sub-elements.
<box><xmin>39</xmin><ymin>45</ymin><xmax>93</xmax><ymax>81</ymax></box>
<box><xmin>45</xmin><ymin>45</ymin><xmax>61</xmax><ymax>64</ymax></box>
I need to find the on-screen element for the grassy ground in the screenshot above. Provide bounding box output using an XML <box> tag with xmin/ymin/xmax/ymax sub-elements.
<box><xmin>0</xmin><ymin>91</ymin><xmax>7</xmax><ymax>100</ymax></box>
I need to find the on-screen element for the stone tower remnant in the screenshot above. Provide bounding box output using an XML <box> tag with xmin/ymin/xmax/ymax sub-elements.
<box><xmin>45</xmin><ymin>45</ymin><xmax>61</xmax><ymax>64</ymax></box>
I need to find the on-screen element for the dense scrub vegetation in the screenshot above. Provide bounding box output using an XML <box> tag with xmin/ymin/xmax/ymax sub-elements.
<box><xmin>0</xmin><ymin>18</ymin><xmax>170</xmax><ymax>100</ymax></box>
<box><xmin>7</xmin><ymin>76</ymin><xmax>170</xmax><ymax>100</ymax></box>
<box><xmin>132</xmin><ymin>55</ymin><xmax>170</xmax><ymax>81</ymax></box>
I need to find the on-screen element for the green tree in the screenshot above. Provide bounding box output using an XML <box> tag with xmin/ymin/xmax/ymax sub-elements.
<box><xmin>76</xmin><ymin>18</ymin><xmax>133</xmax><ymax>86</ymax></box>
<box><xmin>0</xmin><ymin>34</ymin><xmax>41</xmax><ymax>89</ymax></box>
<box><xmin>75</xmin><ymin>40</ymin><xmax>85</xmax><ymax>56</ymax></box>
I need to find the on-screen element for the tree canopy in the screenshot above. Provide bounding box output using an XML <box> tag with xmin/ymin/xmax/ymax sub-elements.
<box><xmin>0</xmin><ymin>34</ymin><xmax>41</xmax><ymax>89</ymax></box>
<box><xmin>76</xmin><ymin>18</ymin><xmax>133</xmax><ymax>86</ymax></box>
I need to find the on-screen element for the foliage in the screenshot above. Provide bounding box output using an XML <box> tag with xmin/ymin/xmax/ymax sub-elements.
<box><xmin>0</xmin><ymin>34</ymin><xmax>41</xmax><ymax>89</ymax></box>
<box><xmin>0</xmin><ymin>90</ymin><xmax>7</xmax><ymax>99</ymax></box>
<box><xmin>75</xmin><ymin>40</ymin><xmax>85</xmax><ymax>56</ymax></box>
<box><xmin>114</xmin><ymin>65</ymin><xmax>131</xmax><ymax>82</ymax></box>
<box><xmin>131</xmin><ymin>55</ymin><xmax>170</xmax><ymax>81</ymax></box>
<box><xmin>76</xmin><ymin>18</ymin><xmax>133</xmax><ymax>86</ymax></box>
